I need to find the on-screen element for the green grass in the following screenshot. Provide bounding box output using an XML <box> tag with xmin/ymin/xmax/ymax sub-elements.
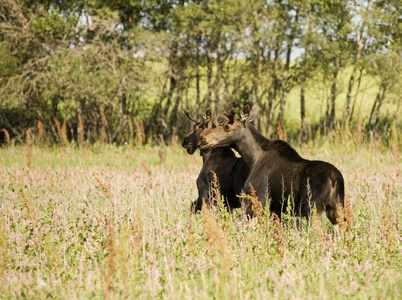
<box><xmin>0</xmin><ymin>141</ymin><xmax>401</xmax><ymax>299</ymax></box>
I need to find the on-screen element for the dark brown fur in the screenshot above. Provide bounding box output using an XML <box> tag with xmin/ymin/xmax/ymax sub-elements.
<box><xmin>182</xmin><ymin>109</ymin><xmax>247</xmax><ymax>212</ymax></box>
<box><xmin>198</xmin><ymin>105</ymin><xmax>345</xmax><ymax>224</ymax></box>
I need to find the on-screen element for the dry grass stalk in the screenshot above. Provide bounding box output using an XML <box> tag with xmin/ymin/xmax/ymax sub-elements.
<box><xmin>381</xmin><ymin>183</ymin><xmax>394</xmax><ymax>249</ymax></box>
<box><xmin>53</xmin><ymin>117</ymin><xmax>62</xmax><ymax>142</ymax></box>
<box><xmin>375</xmin><ymin>132</ymin><xmax>383</xmax><ymax>153</ymax></box>
<box><xmin>338</xmin><ymin>197</ymin><xmax>354</xmax><ymax>246</ymax></box>
<box><xmin>115</xmin><ymin>224</ymin><xmax>129</xmax><ymax>295</ymax></box>
<box><xmin>78</xmin><ymin>113</ymin><xmax>85</xmax><ymax>145</ymax></box>
<box><xmin>390</xmin><ymin>122</ymin><xmax>399</xmax><ymax>156</ymax></box>
<box><xmin>128</xmin><ymin>118</ymin><xmax>134</xmax><ymax>146</ymax></box>
<box><xmin>210</xmin><ymin>170</ymin><xmax>221</xmax><ymax>207</ymax></box>
<box><xmin>106</xmin><ymin>162</ymin><xmax>123</xmax><ymax>171</ymax></box>
<box><xmin>187</xmin><ymin>214</ymin><xmax>196</xmax><ymax>260</ymax></box>
<box><xmin>100</xmin><ymin>105</ymin><xmax>109</xmax><ymax>143</ymax></box>
<box><xmin>61</xmin><ymin>121</ymin><xmax>69</xmax><ymax>146</ymax></box>
<box><xmin>26</xmin><ymin>131</ymin><xmax>32</xmax><ymax>169</ymax></box>
<box><xmin>249</xmin><ymin>183</ymin><xmax>263</xmax><ymax>222</ymax></box>
<box><xmin>201</xmin><ymin>200</ymin><xmax>231</xmax><ymax>278</ymax></box>
<box><xmin>141</xmin><ymin>160</ymin><xmax>152</xmax><ymax>176</ymax></box>
<box><xmin>101</xmin><ymin>217</ymin><xmax>117</xmax><ymax>300</ymax></box>
<box><xmin>158</xmin><ymin>147</ymin><xmax>166</xmax><ymax>163</ymax></box>
<box><xmin>0</xmin><ymin>223</ymin><xmax>7</xmax><ymax>285</ymax></box>
<box><xmin>238</xmin><ymin>183</ymin><xmax>263</xmax><ymax>222</ymax></box>
<box><xmin>0</xmin><ymin>129</ymin><xmax>10</xmax><ymax>145</ymax></box>
<box><xmin>37</xmin><ymin>120</ymin><xmax>45</xmax><ymax>137</ymax></box>
<box><xmin>272</xmin><ymin>213</ymin><xmax>284</xmax><ymax>262</ymax></box>
<box><xmin>344</xmin><ymin>197</ymin><xmax>353</xmax><ymax>231</ymax></box>
<box><xmin>18</xmin><ymin>181</ymin><xmax>36</xmax><ymax>226</ymax></box>
<box><xmin>354</xmin><ymin>116</ymin><xmax>362</xmax><ymax>151</ymax></box>
<box><xmin>182</xmin><ymin>149</ymin><xmax>190</xmax><ymax>171</ymax></box>
<box><xmin>131</xmin><ymin>215</ymin><xmax>143</xmax><ymax>258</ymax></box>
<box><xmin>95</xmin><ymin>177</ymin><xmax>115</xmax><ymax>211</ymax></box>
<box><xmin>60</xmin><ymin>148</ymin><xmax>64</xmax><ymax>166</ymax></box>
<box><xmin>276</xmin><ymin>121</ymin><xmax>288</xmax><ymax>142</ymax></box>
<box><xmin>133</xmin><ymin>118</ymin><xmax>145</xmax><ymax>145</ymax></box>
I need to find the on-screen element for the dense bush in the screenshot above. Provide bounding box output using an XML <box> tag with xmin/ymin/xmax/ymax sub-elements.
<box><xmin>0</xmin><ymin>0</ymin><xmax>401</xmax><ymax>146</ymax></box>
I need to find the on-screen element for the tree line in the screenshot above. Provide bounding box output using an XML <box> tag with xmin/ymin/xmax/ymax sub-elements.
<box><xmin>0</xmin><ymin>0</ymin><xmax>401</xmax><ymax>146</ymax></box>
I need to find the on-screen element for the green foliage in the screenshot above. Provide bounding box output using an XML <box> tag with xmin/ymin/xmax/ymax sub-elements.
<box><xmin>0</xmin><ymin>0</ymin><xmax>400</xmax><ymax>146</ymax></box>
<box><xmin>0</xmin><ymin>43</ymin><xmax>20</xmax><ymax>77</ymax></box>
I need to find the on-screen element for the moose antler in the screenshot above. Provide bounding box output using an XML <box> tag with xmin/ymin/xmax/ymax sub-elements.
<box><xmin>183</xmin><ymin>108</ymin><xmax>200</xmax><ymax>124</ymax></box>
<box><xmin>223</xmin><ymin>107</ymin><xmax>237</xmax><ymax>123</ymax></box>
<box><xmin>217</xmin><ymin>114</ymin><xmax>230</xmax><ymax>126</ymax></box>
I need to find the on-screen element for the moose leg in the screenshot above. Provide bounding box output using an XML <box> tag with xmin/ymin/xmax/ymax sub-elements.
<box><xmin>192</xmin><ymin>177</ymin><xmax>210</xmax><ymax>212</ymax></box>
<box><xmin>326</xmin><ymin>204</ymin><xmax>345</xmax><ymax>225</ymax></box>
<box><xmin>190</xmin><ymin>199</ymin><xmax>203</xmax><ymax>213</ymax></box>
<box><xmin>325</xmin><ymin>180</ymin><xmax>345</xmax><ymax>225</ymax></box>
<box><xmin>191</xmin><ymin>174</ymin><xmax>211</xmax><ymax>213</ymax></box>
<box><xmin>326</xmin><ymin>206</ymin><xmax>339</xmax><ymax>225</ymax></box>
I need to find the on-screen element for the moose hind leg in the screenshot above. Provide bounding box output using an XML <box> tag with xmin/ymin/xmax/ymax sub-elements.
<box><xmin>326</xmin><ymin>205</ymin><xmax>344</xmax><ymax>225</ymax></box>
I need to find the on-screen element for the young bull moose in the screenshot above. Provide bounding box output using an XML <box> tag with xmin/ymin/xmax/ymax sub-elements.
<box><xmin>182</xmin><ymin>108</ymin><xmax>248</xmax><ymax>212</ymax></box>
<box><xmin>198</xmin><ymin>105</ymin><xmax>345</xmax><ymax>224</ymax></box>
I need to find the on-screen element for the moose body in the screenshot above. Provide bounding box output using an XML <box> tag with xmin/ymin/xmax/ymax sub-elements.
<box><xmin>182</xmin><ymin>108</ymin><xmax>247</xmax><ymax>212</ymax></box>
<box><xmin>198</xmin><ymin>106</ymin><xmax>345</xmax><ymax>224</ymax></box>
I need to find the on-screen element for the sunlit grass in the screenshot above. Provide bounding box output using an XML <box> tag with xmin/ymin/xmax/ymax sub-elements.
<box><xmin>0</xmin><ymin>141</ymin><xmax>401</xmax><ymax>299</ymax></box>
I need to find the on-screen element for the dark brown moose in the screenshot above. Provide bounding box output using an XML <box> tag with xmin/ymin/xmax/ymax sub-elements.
<box><xmin>182</xmin><ymin>108</ymin><xmax>248</xmax><ymax>212</ymax></box>
<box><xmin>198</xmin><ymin>105</ymin><xmax>345</xmax><ymax>224</ymax></box>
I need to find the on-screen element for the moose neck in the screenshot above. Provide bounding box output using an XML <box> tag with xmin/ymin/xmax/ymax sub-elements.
<box><xmin>201</xmin><ymin>146</ymin><xmax>234</xmax><ymax>162</ymax></box>
<box><xmin>233</xmin><ymin>125</ymin><xmax>268</xmax><ymax>167</ymax></box>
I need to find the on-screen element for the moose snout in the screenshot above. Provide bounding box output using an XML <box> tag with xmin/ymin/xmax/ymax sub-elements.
<box><xmin>182</xmin><ymin>136</ymin><xmax>190</xmax><ymax>148</ymax></box>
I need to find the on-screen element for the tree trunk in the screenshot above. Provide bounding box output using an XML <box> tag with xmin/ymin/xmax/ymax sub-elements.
<box><xmin>341</xmin><ymin>65</ymin><xmax>357</xmax><ymax>129</ymax></box>
<box><xmin>391</xmin><ymin>96</ymin><xmax>401</xmax><ymax>125</ymax></box>
<box><xmin>163</xmin><ymin>75</ymin><xmax>177</xmax><ymax>117</ymax></box>
<box><xmin>169</xmin><ymin>83</ymin><xmax>183</xmax><ymax>142</ymax></box>
<box><xmin>368</xmin><ymin>84</ymin><xmax>387</xmax><ymax>132</ymax></box>
<box><xmin>267</xmin><ymin>39</ymin><xmax>281</xmax><ymax>138</ymax></box>
<box><xmin>214</xmin><ymin>42</ymin><xmax>222</xmax><ymax>110</ymax></box>
<box><xmin>300</xmin><ymin>73</ymin><xmax>307</xmax><ymax>144</ymax></box>
<box><xmin>342</xmin><ymin>41</ymin><xmax>363</xmax><ymax>129</ymax></box>
<box><xmin>326</xmin><ymin>60</ymin><xmax>339</xmax><ymax>133</ymax></box>
<box><xmin>206</xmin><ymin>47</ymin><xmax>212</xmax><ymax>108</ymax></box>
<box><xmin>149</xmin><ymin>75</ymin><xmax>168</xmax><ymax>132</ymax></box>
<box><xmin>373</xmin><ymin>84</ymin><xmax>387</xmax><ymax>132</ymax></box>
<box><xmin>348</xmin><ymin>67</ymin><xmax>364</xmax><ymax>126</ymax></box>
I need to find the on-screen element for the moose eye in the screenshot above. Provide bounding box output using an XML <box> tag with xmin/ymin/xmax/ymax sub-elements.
<box><xmin>223</xmin><ymin>124</ymin><xmax>230</xmax><ymax>131</ymax></box>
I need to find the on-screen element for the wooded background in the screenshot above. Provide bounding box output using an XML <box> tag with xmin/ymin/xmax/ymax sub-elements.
<box><xmin>0</xmin><ymin>0</ymin><xmax>401</xmax><ymax>146</ymax></box>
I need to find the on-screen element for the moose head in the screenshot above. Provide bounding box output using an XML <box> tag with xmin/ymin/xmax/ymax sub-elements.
<box><xmin>197</xmin><ymin>105</ymin><xmax>260</xmax><ymax>152</ymax></box>
<box><xmin>182</xmin><ymin>108</ymin><xmax>237</xmax><ymax>154</ymax></box>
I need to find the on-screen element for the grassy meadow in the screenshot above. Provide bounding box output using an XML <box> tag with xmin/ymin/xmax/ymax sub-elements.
<box><xmin>0</xmin><ymin>136</ymin><xmax>401</xmax><ymax>299</ymax></box>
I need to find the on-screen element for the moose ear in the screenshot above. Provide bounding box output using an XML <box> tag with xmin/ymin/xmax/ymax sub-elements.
<box><xmin>247</xmin><ymin>107</ymin><xmax>260</xmax><ymax>122</ymax></box>
<box><xmin>203</xmin><ymin>108</ymin><xmax>211</xmax><ymax>122</ymax></box>
<box><xmin>239</xmin><ymin>105</ymin><xmax>251</xmax><ymax>122</ymax></box>
<box><xmin>217</xmin><ymin>115</ymin><xmax>230</xmax><ymax>126</ymax></box>
<box><xmin>229</xmin><ymin>107</ymin><xmax>237</xmax><ymax>116</ymax></box>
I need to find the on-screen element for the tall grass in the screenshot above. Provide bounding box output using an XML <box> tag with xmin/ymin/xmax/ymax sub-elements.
<box><xmin>0</xmin><ymin>139</ymin><xmax>401</xmax><ymax>299</ymax></box>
